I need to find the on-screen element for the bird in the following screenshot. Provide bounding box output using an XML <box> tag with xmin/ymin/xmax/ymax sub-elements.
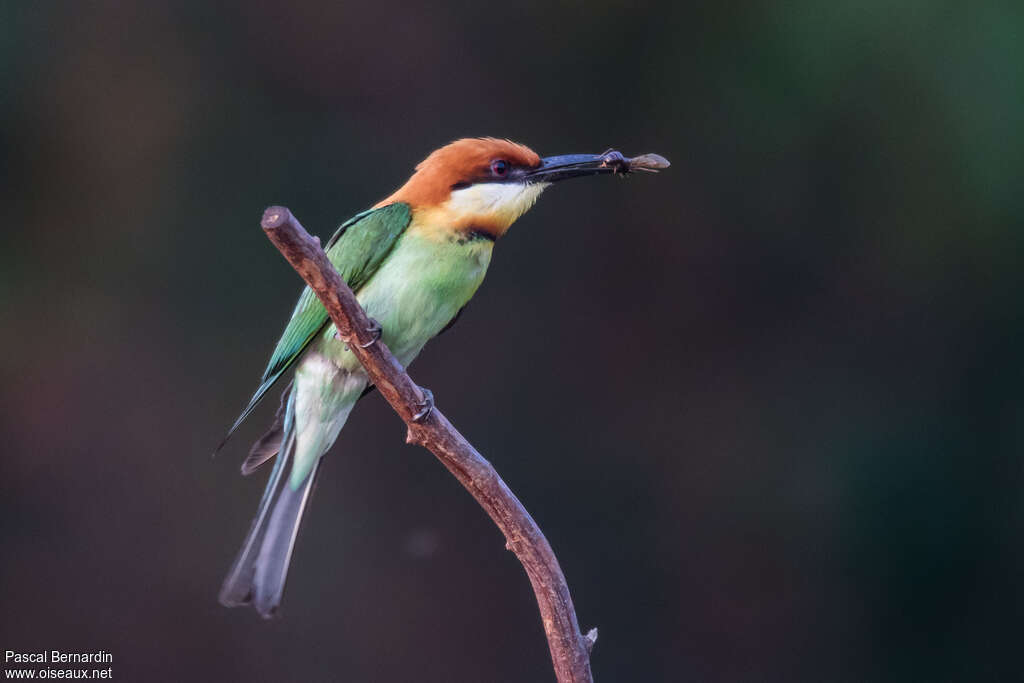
<box><xmin>218</xmin><ymin>137</ymin><xmax>668</xmax><ymax>617</ymax></box>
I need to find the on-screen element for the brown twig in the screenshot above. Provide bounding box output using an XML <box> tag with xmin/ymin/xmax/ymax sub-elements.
<box><xmin>260</xmin><ymin>206</ymin><xmax>596</xmax><ymax>683</ymax></box>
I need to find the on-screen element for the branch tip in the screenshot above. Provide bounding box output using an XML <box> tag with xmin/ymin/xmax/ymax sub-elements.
<box><xmin>261</xmin><ymin>205</ymin><xmax>291</xmax><ymax>231</ymax></box>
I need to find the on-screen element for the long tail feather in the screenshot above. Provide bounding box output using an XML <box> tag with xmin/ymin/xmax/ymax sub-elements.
<box><xmin>251</xmin><ymin>459</ymin><xmax>320</xmax><ymax>616</ymax></box>
<box><xmin>219</xmin><ymin>392</ymin><xmax>319</xmax><ymax>617</ymax></box>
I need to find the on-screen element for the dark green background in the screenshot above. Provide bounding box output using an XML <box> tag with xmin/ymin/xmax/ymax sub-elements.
<box><xmin>3</xmin><ymin>2</ymin><xmax>1022</xmax><ymax>681</ymax></box>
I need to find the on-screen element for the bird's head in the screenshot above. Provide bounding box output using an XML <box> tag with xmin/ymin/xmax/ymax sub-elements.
<box><xmin>378</xmin><ymin>137</ymin><xmax>664</xmax><ymax>241</ymax></box>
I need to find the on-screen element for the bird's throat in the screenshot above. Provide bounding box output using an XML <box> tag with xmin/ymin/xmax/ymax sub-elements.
<box><xmin>409</xmin><ymin>181</ymin><xmax>547</xmax><ymax>242</ymax></box>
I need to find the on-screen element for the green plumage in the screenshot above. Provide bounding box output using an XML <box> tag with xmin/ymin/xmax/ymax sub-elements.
<box><xmin>220</xmin><ymin>201</ymin><xmax>494</xmax><ymax>617</ymax></box>
<box><xmin>220</xmin><ymin>202</ymin><xmax>411</xmax><ymax>442</ymax></box>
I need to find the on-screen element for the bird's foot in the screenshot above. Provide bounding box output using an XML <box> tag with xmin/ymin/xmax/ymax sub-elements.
<box><xmin>412</xmin><ymin>387</ymin><xmax>434</xmax><ymax>423</ymax></box>
<box><xmin>358</xmin><ymin>318</ymin><xmax>383</xmax><ymax>348</ymax></box>
<box><xmin>335</xmin><ymin>318</ymin><xmax>383</xmax><ymax>348</ymax></box>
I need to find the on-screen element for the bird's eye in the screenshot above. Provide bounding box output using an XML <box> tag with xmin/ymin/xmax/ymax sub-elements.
<box><xmin>490</xmin><ymin>159</ymin><xmax>509</xmax><ymax>177</ymax></box>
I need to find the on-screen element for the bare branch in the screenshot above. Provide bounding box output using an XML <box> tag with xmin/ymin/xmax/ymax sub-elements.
<box><xmin>260</xmin><ymin>206</ymin><xmax>595</xmax><ymax>683</ymax></box>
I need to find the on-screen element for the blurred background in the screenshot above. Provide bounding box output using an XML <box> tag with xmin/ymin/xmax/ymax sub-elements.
<box><xmin>2</xmin><ymin>1</ymin><xmax>1022</xmax><ymax>681</ymax></box>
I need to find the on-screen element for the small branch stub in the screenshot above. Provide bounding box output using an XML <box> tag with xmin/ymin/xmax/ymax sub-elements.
<box><xmin>261</xmin><ymin>206</ymin><xmax>595</xmax><ymax>683</ymax></box>
<box><xmin>584</xmin><ymin>628</ymin><xmax>599</xmax><ymax>654</ymax></box>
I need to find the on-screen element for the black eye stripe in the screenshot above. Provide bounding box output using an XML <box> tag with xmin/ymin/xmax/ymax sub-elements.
<box><xmin>451</xmin><ymin>160</ymin><xmax>521</xmax><ymax>190</ymax></box>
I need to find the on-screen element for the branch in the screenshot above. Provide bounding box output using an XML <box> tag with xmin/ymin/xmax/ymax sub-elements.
<box><xmin>261</xmin><ymin>206</ymin><xmax>596</xmax><ymax>683</ymax></box>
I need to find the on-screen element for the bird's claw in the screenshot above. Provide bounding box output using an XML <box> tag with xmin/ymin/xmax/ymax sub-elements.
<box><xmin>412</xmin><ymin>387</ymin><xmax>434</xmax><ymax>423</ymax></box>
<box><xmin>334</xmin><ymin>318</ymin><xmax>382</xmax><ymax>349</ymax></box>
<box><xmin>358</xmin><ymin>318</ymin><xmax>383</xmax><ymax>348</ymax></box>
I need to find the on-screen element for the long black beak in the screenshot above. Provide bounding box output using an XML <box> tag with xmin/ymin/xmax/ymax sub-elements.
<box><xmin>525</xmin><ymin>150</ymin><xmax>669</xmax><ymax>183</ymax></box>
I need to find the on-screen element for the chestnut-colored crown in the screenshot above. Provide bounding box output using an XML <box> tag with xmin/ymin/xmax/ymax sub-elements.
<box><xmin>377</xmin><ymin>138</ymin><xmax>541</xmax><ymax>208</ymax></box>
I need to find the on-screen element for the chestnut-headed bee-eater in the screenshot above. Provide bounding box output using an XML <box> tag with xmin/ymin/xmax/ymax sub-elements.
<box><xmin>218</xmin><ymin>138</ymin><xmax>667</xmax><ymax>617</ymax></box>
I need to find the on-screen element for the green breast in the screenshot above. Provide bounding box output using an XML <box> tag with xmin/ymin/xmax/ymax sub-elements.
<box><xmin>317</xmin><ymin>230</ymin><xmax>494</xmax><ymax>370</ymax></box>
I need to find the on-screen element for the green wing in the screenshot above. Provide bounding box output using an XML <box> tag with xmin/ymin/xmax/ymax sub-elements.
<box><xmin>218</xmin><ymin>202</ymin><xmax>411</xmax><ymax>447</ymax></box>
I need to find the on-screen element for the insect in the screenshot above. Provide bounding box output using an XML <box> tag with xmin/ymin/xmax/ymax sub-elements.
<box><xmin>600</xmin><ymin>149</ymin><xmax>671</xmax><ymax>175</ymax></box>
